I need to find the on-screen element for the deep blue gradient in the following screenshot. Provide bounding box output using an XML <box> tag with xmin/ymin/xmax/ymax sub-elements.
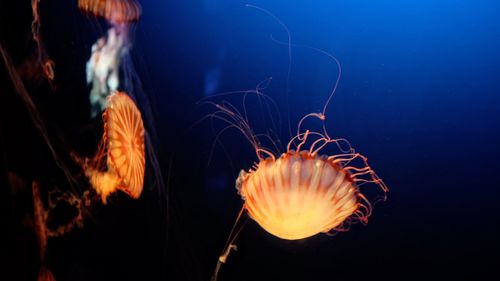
<box><xmin>1</xmin><ymin>1</ymin><xmax>499</xmax><ymax>281</ymax></box>
<box><xmin>136</xmin><ymin>1</ymin><xmax>500</xmax><ymax>280</ymax></box>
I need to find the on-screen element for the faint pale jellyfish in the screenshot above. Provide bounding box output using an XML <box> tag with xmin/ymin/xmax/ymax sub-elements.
<box><xmin>86</xmin><ymin>27</ymin><xmax>129</xmax><ymax>116</ymax></box>
<box><xmin>84</xmin><ymin>91</ymin><xmax>146</xmax><ymax>203</ymax></box>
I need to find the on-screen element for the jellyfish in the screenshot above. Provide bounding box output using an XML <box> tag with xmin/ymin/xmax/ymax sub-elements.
<box><xmin>86</xmin><ymin>27</ymin><xmax>129</xmax><ymax>116</ymax></box>
<box><xmin>236</xmin><ymin>145</ymin><xmax>381</xmax><ymax>240</ymax></box>
<box><xmin>208</xmin><ymin>16</ymin><xmax>387</xmax><ymax>280</ymax></box>
<box><xmin>209</xmin><ymin>93</ymin><xmax>388</xmax><ymax>280</ymax></box>
<box><xmin>209</xmin><ymin>95</ymin><xmax>388</xmax><ymax>280</ymax></box>
<box><xmin>78</xmin><ymin>0</ymin><xmax>142</xmax><ymax>24</ymax></box>
<box><xmin>84</xmin><ymin>91</ymin><xmax>146</xmax><ymax>203</ymax></box>
<box><xmin>79</xmin><ymin>0</ymin><xmax>166</xmax><ymax>209</ymax></box>
<box><xmin>79</xmin><ymin>0</ymin><xmax>141</xmax><ymax>117</ymax></box>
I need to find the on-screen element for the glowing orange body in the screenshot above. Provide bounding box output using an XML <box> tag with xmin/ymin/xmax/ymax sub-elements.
<box><xmin>104</xmin><ymin>92</ymin><xmax>145</xmax><ymax>199</ymax></box>
<box><xmin>203</xmin><ymin>13</ymin><xmax>388</xmax><ymax>275</ymax></box>
<box><xmin>86</xmin><ymin>92</ymin><xmax>145</xmax><ymax>202</ymax></box>
<box><xmin>78</xmin><ymin>0</ymin><xmax>142</xmax><ymax>23</ymax></box>
<box><xmin>238</xmin><ymin>151</ymin><xmax>359</xmax><ymax>240</ymax></box>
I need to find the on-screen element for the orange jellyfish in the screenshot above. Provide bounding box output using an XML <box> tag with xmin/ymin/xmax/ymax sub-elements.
<box><xmin>78</xmin><ymin>0</ymin><xmax>142</xmax><ymax>24</ymax></box>
<box><xmin>210</xmin><ymin>101</ymin><xmax>388</xmax><ymax>281</ymax></box>
<box><xmin>237</xmin><ymin>142</ymin><xmax>381</xmax><ymax>240</ymax></box>
<box><xmin>80</xmin><ymin>1</ymin><xmax>165</xmax><ymax>205</ymax></box>
<box><xmin>84</xmin><ymin>91</ymin><xmax>146</xmax><ymax>203</ymax></box>
<box><xmin>208</xmin><ymin>47</ymin><xmax>387</xmax><ymax>281</ymax></box>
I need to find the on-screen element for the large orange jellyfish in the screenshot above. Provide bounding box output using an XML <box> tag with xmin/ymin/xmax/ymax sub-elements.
<box><xmin>208</xmin><ymin>28</ymin><xmax>388</xmax><ymax>281</ymax></box>
<box><xmin>211</xmin><ymin>102</ymin><xmax>388</xmax><ymax>264</ymax></box>
<box><xmin>84</xmin><ymin>91</ymin><xmax>146</xmax><ymax>203</ymax></box>
<box><xmin>210</xmin><ymin>96</ymin><xmax>388</xmax><ymax>281</ymax></box>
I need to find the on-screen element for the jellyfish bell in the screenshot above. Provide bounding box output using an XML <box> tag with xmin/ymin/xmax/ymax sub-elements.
<box><xmin>206</xmin><ymin>38</ymin><xmax>389</xmax><ymax>281</ymax></box>
<box><xmin>236</xmin><ymin>149</ymin><xmax>365</xmax><ymax>240</ymax></box>
<box><xmin>85</xmin><ymin>91</ymin><xmax>146</xmax><ymax>203</ymax></box>
<box><xmin>78</xmin><ymin>0</ymin><xmax>139</xmax><ymax>57</ymax></box>
<box><xmin>78</xmin><ymin>0</ymin><xmax>142</xmax><ymax>24</ymax></box>
<box><xmin>207</xmin><ymin>87</ymin><xmax>388</xmax><ymax>281</ymax></box>
<box><xmin>105</xmin><ymin>91</ymin><xmax>146</xmax><ymax>198</ymax></box>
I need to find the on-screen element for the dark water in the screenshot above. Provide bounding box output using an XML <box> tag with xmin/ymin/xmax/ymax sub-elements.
<box><xmin>1</xmin><ymin>1</ymin><xmax>499</xmax><ymax>280</ymax></box>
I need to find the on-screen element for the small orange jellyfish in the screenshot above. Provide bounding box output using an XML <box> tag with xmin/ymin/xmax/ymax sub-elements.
<box><xmin>78</xmin><ymin>0</ymin><xmax>142</xmax><ymax>23</ymax></box>
<box><xmin>85</xmin><ymin>91</ymin><xmax>146</xmax><ymax>203</ymax></box>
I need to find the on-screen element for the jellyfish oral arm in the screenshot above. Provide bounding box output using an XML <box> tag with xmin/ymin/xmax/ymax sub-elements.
<box><xmin>86</xmin><ymin>168</ymin><xmax>121</xmax><ymax>203</ymax></box>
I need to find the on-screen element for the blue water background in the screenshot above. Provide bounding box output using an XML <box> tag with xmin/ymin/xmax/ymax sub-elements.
<box><xmin>136</xmin><ymin>1</ymin><xmax>500</xmax><ymax>279</ymax></box>
<box><xmin>1</xmin><ymin>0</ymin><xmax>499</xmax><ymax>280</ymax></box>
